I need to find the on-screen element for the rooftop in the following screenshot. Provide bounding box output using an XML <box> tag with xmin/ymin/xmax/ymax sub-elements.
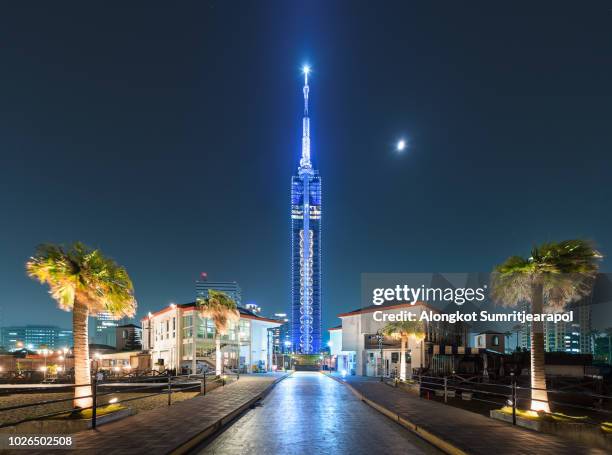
<box><xmin>337</xmin><ymin>301</ymin><xmax>440</xmax><ymax>318</ymax></box>
<box><xmin>117</xmin><ymin>323</ymin><xmax>141</xmax><ymax>329</ymax></box>
<box><xmin>142</xmin><ymin>302</ymin><xmax>281</xmax><ymax>324</ymax></box>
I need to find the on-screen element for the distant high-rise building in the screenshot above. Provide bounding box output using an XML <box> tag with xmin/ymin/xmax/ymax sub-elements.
<box><xmin>272</xmin><ymin>313</ymin><xmax>291</xmax><ymax>354</ymax></box>
<box><xmin>57</xmin><ymin>329</ymin><xmax>73</xmax><ymax>349</ymax></box>
<box><xmin>244</xmin><ymin>303</ymin><xmax>261</xmax><ymax>314</ymax></box>
<box><xmin>290</xmin><ymin>66</ymin><xmax>322</xmax><ymax>354</ymax></box>
<box><xmin>91</xmin><ymin>312</ymin><xmax>122</xmax><ymax>346</ymax></box>
<box><xmin>543</xmin><ymin>300</ymin><xmax>592</xmax><ymax>354</ymax></box>
<box><xmin>519</xmin><ymin>299</ymin><xmax>592</xmax><ymax>354</ymax></box>
<box><xmin>0</xmin><ymin>325</ymin><xmax>72</xmax><ymax>351</ymax></box>
<box><xmin>195</xmin><ymin>275</ymin><xmax>242</xmax><ymax>305</ymax></box>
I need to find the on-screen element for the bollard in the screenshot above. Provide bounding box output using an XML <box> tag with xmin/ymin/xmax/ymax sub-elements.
<box><xmin>167</xmin><ymin>375</ymin><xmax>172</xmax><ymax>406</ymax></box>
<box><xmin>91</xmin><ymin>377</ymin><xmax>97</xmax><ymax>429</ymax></box>
<box><xmin>200</xmin><ymin>376</ymin><xmax>205</xmax><ymax>395</ymax></box>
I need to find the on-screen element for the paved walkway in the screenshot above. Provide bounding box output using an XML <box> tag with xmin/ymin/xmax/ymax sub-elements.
<box><xmin>19</xmin><ymin>374</ymin><xmax>287</xmax><ymax>455</ymax></box>
<box><xmin>337</xmin><ymin>375</ymin><xmax>606</xmax><ymax>455</ymax></box>
<box><xmin>197</xmin><ymin>372</ymin><xmax>441</xmax><ymax>455</ymax></box>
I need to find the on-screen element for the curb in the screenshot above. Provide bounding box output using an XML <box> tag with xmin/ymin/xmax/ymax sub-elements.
<box><xmin>323</xmin><ymin>373</ymin><xmax>468</xmax><ymax>455</ymax></box>
<box><xmin>170</xmin><ymin>373</ymin><xmax>293</xmax><ymax>455</ymax></box>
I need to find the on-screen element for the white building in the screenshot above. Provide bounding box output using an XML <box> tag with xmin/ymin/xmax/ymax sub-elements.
<box><xmin>141</xmin><ymin>302</ymin><xmax>281</xmax><ymax>374</ymax></box>
<box><xmin>332</xmin><ymin>303</ymin><xmax>469</xmax><ymax>378</ymax></box>
<box><xmin>328</xmin><ymin>325</ymin><xmax>355</xmax><ymax>375</ymax></box>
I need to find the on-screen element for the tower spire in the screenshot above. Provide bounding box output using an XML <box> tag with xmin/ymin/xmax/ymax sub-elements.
<box><xmin>299</xmin><ymin>65</ymin><xmax>311</xmax><ymax>170</ymax></box>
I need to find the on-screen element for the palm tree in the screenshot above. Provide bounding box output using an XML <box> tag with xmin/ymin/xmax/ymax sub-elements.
<box><xmin>27</xmin><ymin>243</ymin><xmax>136</xmax><ymax>409</ymax></box>
<box><xmin>382</xmin><ymin>320</ymin><xmax>425</xmax><ymax>381</ymax></box>
<box><xmin>197</xmin><ymin>290</ymin><xmax>239</xmax><ymax>376</ymax></box>
<box><xmin>491</xmin><ymin>240</ymin><xmax>601</xmax><ymax>412</ymax></box>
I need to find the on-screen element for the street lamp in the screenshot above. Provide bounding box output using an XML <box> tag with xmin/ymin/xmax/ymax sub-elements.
<box><xmin>58</xmin><ymin>355</ymin><xmax>65</xmax><ymax>375</ymax></box>
<box><xmin>38</xmin><ymin>348</ymin><xmax>50</xmax><ymax>377</ymax></box>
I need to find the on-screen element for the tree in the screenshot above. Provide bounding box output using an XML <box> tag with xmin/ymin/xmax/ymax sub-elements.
<box><xmin>197</xmin><ymin>290</ymin><xmax>239</xmax><ymax>376</ymax></box>
<box><xmin>382</xmin><ymin>320</ymin><xmax>425</xmax><ymax>381</ymax></box>
<box><xmin>491</xmin><ymin>240</ymin><xmax>601</xmax><ymax>412</ymax></box>
<box><xmin>27</xmin><ymin>243</ymin><xmax>136</xmax><ymax>409</ymax></box>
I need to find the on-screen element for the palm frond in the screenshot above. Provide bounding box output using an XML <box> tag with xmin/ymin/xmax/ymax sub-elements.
<box><xmin>382</xmin><ymin>320</ymin><xmax>425</xmax><ymax>340</ymax></box>
<box><xmin>26</xmin><ymin>242</ymin><xmax>137</xmax><ymax>317</ymax></box>
<box><xmin>491</xmin><ymin>239</ymin><xmax>602</xmax><ymax>310</ymax></box>
<box><xmin>197</xmin><ymin>290</ymin><xmax>239</xmax><ymax>335</ymax></box>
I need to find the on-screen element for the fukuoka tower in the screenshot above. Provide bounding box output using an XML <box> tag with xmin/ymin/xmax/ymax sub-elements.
<box><xmin>290</xmin><ymin>66</ymin><xmax>322</xmax><ymax>354</ymax></box>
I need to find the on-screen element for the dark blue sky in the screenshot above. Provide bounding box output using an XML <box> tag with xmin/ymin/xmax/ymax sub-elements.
<box><xmin>1</xmin><ymin>2</ymin><xmax>611</xmax><ymax>332</ymax></box>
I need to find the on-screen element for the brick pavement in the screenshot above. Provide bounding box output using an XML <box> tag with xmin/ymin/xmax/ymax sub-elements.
<box><xmin>338</xmin><ymin>375</ymin><xmax>606</xmax><ymax>455</ymax></box>
<box><xmin>14</xmin><ymin>373</ymin><xmax>287</xmax><ymax>455</ymax></box>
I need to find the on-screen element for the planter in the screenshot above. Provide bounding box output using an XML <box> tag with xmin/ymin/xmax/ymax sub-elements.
<box><xmin>491</xmin><ymin>409</ymin><xmax>612</xmax><ymax>450</ymax></box>
<box><xmin>461</xmin><ymin>392</ymin><xmax>473</xmax><ymax>401</ymax></box>
<box><xmin>1</xmin><ymin>408</ymin><xmax>133</xmax><ymax>434</ymax></box>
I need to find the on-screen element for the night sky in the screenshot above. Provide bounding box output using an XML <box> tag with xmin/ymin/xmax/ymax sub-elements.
<box><xmin>1</xmin><ymin>2</ymin><xmax>611</xmax><ymax>332</ymax></box>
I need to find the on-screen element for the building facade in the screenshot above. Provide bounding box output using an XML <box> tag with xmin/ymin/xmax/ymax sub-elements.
<box><xmin>270</xmin><ymin>313</ymin><xmax>291</xmax><ymax>355</ymax></box>
<box><xmin>519</xmin><ymin>300</ymin><xmax>592</xmax><ymax>355</ymax></box>
<box><xmin>196</xmin><ymin>278</ymin><xmax>242</xmax><ymax>306</ymax></box>
<box><xmin>141</xmin><ymin>302</ymin><xmax>280</xmax><ymax>373</ymax></box>
<box><xmin>334</xmin><ymin>303</ymin><xmax>471</xmax><ymax>377</ymax></box>
<box><xmin>0</xmin><ymin>325</ymin><xmax>73</xmax><ymax>351</ymax></box>
<box><xmin>116</xmin><ymin>324</ymin><xmax>142</xmax><ymax>351</ymax></box>
<box><xmin>91</xmin><ymin>312</ymin><xmax>122</xmax><ymax>347</ymax></box>
<box><xmin>290</xmin><ymin>67</ymin><xmax>322</xmax><ymax>354</ymax></box>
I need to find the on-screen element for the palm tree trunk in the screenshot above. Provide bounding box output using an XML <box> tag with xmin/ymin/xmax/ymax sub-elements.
<box><xmin>399</xmin><ymin>337</ymin><xmax>407</xmax><ymax>381</ymax></box>
<box><xmin>530</xmin><ymin>281</ymin><xmax>550</xmax><ymax>412</ymax></box>
<box><xmin>215</xmin><ymin>334</ymin><xmax>222</xmax><ymax>376</ymax></box>
<box><xmin>73</xmin><ymin>299</ymin><xmax>92</xmax><ymax>409</ymax></box>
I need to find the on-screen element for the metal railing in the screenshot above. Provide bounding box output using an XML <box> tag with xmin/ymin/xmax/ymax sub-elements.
<box><xmin>396</xmin><ymin>373</ymin><xmax>612</xmax><ymax>429</ymax></box>
<box><xmin>0</xmin><ymin>372</ymin><xmax>239</xmax><ymax>430</ymax></box>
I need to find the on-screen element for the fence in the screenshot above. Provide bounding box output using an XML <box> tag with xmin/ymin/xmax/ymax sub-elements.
<box><xmin>0</xmin><ymin>372</ymin><xmax>239</xmax><ymax>430</ymax></box>
<box><xmin>405</xmin><ymin>373</ymin><xmax>612</xmax><ymax>429</ymax></box>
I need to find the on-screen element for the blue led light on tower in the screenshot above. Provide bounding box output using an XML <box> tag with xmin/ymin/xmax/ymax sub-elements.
<box><xmin>290</xmin><ymin>66</ymin><xmax>322</xmax><ymax>354</ymax></box>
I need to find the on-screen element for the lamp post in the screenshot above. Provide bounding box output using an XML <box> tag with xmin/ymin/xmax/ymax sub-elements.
<box><xmin>39</xmin><ymin>348</ymin><xmax>49</xmax><ymax>378</ymax></box>
<box><xmin>375</xmin><ymin>330</ymin><xmax>384</xmax><ymax>382</ymax></box>
<box><xmin>62</xmin><ymin>347</ymin><xmax>68</xmax><ymax>374</ymax></box>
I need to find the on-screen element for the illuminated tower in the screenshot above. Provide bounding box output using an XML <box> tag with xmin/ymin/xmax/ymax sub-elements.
<box><xmin>290</xmin><ymin>66</ymin><xmax>322</xmax><ymax>354</ymax></box>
